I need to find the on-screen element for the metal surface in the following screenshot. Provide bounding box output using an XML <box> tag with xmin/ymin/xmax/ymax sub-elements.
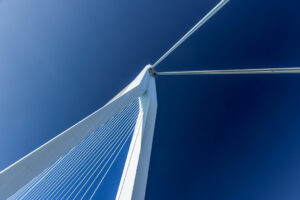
<box><xmin>156</xmin><ymin>67</ymin><xmax>300</xmax><ymax>75</ymax></box>
<box><xmin>152</xmin><ymin>0</ymin><xmax>230</xmax><ymax>69</ymax></box>
<box><xmin>0</xmin><ymin>65</ymin><xmax>157</xmax><ymax>200</ymax></box>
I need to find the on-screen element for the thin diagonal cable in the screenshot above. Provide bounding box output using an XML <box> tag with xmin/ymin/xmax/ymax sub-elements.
<box><xmin>19</xmin><ymin>124</ymin><xmax>109</xmax><ymax>200</ymax></box>
<box><xmin>74</xmin><ymin>121</ymin><xmax>136</xmax><ymax>200</ymax></box>
<box><xmin>74</xmin><ymin>110</ymin><xmax>140</xmax><ymax>199</ymax></box>
<box><xmin>12</xmin><ymin>155</ymin><xmax>65</xmax><ymax>199</ymax></box>
<box><xmin>51</xmin><ymin>103</ymin><xmax>139</xmax><ymax>200</ymax></box>
<box><xmin>41</xmin><ymin>102</ymin><xmax>139</xmax><ymax>200</ymax></box>
<box><xmin>23</xmin><ymin>131</ymin><xmax>105</xmax><ymax>200</ymax></box>
<box><xmin>116</xmin><ymin>102</ymin><xmax>144</xmax><ymax>200</ymax></box>
<box><xmin>44</xmin><ymin>110</ymin><xmax>137</xmax><ymax>200</ymax></box>
<box><xmin>88</xmin><ymin>111</ymin><xmax>144</xmax><ymax>200</ymax></box>
<box><xmin>23</xmin><ymin>106</ymin><xmax>124</xmax><ymax>200</ymax></box>
<box><xmin>14</xmin><ymin>99</ymin><xmax>139</xmax><ymax>199</ymax></box>
<box><xmin>13</xmin><ymin>99</ymin><xmax>139</xmax><ymax>199</ymax></box>
<box><xmin>17</xmin><ymin>153</ymin><xmax>67</xmax><ymax>199</ymax></box>
<box><xmin>21</xmin><ymin>109</ymin><xmax>123</xmax><ymax>200</ymax></box>
<box><xmin>17</xmin><ymin>104</ymin><xmax>129</xmax><ymax>199</ymax></box>
<box><xmin>86</xmin><ymin>118</ymin><xmax>141</xmax><ymax>200</ymax></box>
<box><xmin>80</xmin><ymin>114</ymin><xmax>141</xmax><ymax>200</ymax></box>
<box><xmin>25</xmin><ymin>100</ymin><xmax>139</xmax><ymax>200</ymax></box>
<box><xmin>152</xmin><ymin>0</ymin><xmax>230</xmax><ymax>69</ymax></box>
<box><xmin>38</xmin><ymin>112</ymin><xmax>135</xmax><ymax>200</ymax></box>
<box><xmin>66</xmin><ymin>122</ymin><xmax>136</xmax><ymax>200</ymax></box>
<box><xmin>56</xmin><ymin>113</ymin><xmax>138</xmax><ymax>200</ymax></box>
<box><xmin>156</xmin><ymin>67</ymin><xmax>300</xmax><ymax>75</ymax></box>
<box><xmin>53</xmin><ymin>103</ymin><xmax>139</xmax><ymax>200</ymax></box>
<box><xmin>25</xmin><ymin>126</ymin><xmax>109</xmax><ymax>200</ymax></box>
<box><xmin>13</xmin><ymin>156</ymin><xmax>63</xmax><ymax>199</ymax></box>
<box><xmin>64</xmin><ymin>106</ymin><xmax>139</xmax><ymax>200</ymax></box>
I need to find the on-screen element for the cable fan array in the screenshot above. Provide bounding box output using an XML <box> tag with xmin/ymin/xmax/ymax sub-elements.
<box><xmin>9</xmin><ymin>98</ymin><xmax>142</xmax><ymax>200</ymax></box>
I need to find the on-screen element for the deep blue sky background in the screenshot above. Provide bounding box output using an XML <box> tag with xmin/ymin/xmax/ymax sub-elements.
<box><xmin>1</xmin><ymin>0</ymin><xmax>300</xmax><ymax>199</ymax></box>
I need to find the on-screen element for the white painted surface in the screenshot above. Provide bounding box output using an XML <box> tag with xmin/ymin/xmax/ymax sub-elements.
<box><xmin>0</xmin><ymin>65</ymin><xmax>155</xmax><ymax>200</ymax></box>
<box><xmin>116</xmin><ymin>73</ymin><xmax>157</xmax><ymax>200</ymax></box>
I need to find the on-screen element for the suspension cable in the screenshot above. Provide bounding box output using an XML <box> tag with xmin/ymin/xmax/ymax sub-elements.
<box><xmin>156</xmin><ymin>67</ymin><xmax>300</xmax><ymax>76</ymax></box>
<box><xmin>151</xmin><ymin>0</ymin><xmax>230</xmax><ymax>69</ymax></box>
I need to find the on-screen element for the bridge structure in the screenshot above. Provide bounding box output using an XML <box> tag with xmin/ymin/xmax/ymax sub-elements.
<box><xmin>1</xmin><ymin>0</ymin><xmax>300</xmax><ymax>199</ymax></box>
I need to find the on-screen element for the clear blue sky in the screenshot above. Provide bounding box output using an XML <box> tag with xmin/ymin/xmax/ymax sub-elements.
<box><xmin>1</xmin><ymin>0</ymin><xmax>300</xmax><ymax>199</ymax></box>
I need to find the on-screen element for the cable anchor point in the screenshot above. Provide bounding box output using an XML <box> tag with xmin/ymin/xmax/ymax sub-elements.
<box><xmin>148</xmin><ymin>67</ymin><xmax>157</xmax><ymax>77</ymax></box>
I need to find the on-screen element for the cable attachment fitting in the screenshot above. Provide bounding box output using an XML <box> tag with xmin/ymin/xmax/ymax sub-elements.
<box><xmin>148</xmin><ymin>67</ymin><xmax>157</xmax><ymax>77</ymax></box>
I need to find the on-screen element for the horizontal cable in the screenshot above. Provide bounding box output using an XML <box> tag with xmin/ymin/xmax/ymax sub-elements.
<box><xmin>156</xmin><ymin>67</ymin><xmax>300</xmax><ymax>76</ymax></box>
<box><xmin>152</xmin><ymin>0</ymin><xmax>230</xmax><ymax>69</ymax></box>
